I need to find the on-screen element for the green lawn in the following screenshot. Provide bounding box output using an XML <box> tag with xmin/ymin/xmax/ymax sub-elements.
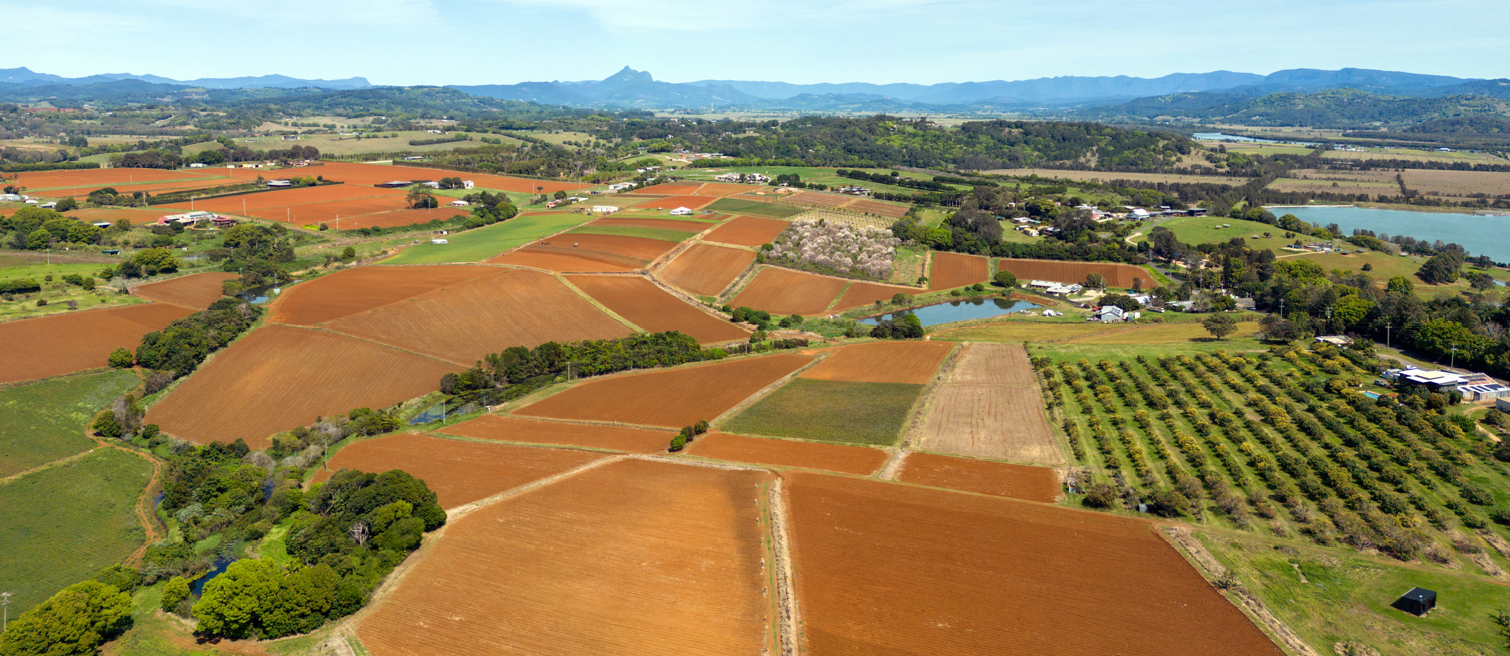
<box><xmin>566</xmin><ymin>224</ymin><xmax>691</xmax><ymax>242</ymax></box>
<box><xmin>1142</xmin><ymin>215</ymin><xmax>1291</xmax><ymax>250</ymax></box>
<box><xmin>723</xmin><ymin>379</ymin><xmax>922</xmax><ymax>445</ymax></box>
<box><xmin>706</xmin><ymin>198</ymin><xmax>804</xmax><ymax>218</ymax></box>
<box><xmin>1203</xmin><ymin>530</ymin><xmax>1510</xmax><ymax>656</ymax></box>
<box><xmin>379</xmin><ymin>213</ymin><xmax>594</xmax><ymax>264</ymax></box>
<box><xmin>0</xmin><ymin>448</ymin><xmax>151</xmax><ymax>615</ymax></box>
<box><xmin>0</xmin><ymin>370</ymin><xmax>141</xmax><ymax>477</ymax></box>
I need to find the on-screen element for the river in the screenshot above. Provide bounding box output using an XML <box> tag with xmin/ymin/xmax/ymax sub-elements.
<box><xmin>1268</xmin><ymin>206</ymin><xmax>1510</xmax><ymax>263</ymax></box>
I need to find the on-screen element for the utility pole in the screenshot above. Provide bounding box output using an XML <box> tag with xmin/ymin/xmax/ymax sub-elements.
<box><xmin>1450</xmin><ymin>342</ymin><xmax>1457</xmax><ymax>370</ymax></box>
<box><xmin>2</xmin><ymin>591</ymin><xmax>10</xmax><ymax>632</ymax></box>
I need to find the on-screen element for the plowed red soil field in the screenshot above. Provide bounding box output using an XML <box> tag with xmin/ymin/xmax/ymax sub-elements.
<box><xmin>800</xmin><ymin>341</ymin><xmax>953</xmax><ymax>384</ymax></box>
<box><xmin>312</xmin><ymin>433</ymin><xmax>600</xmax><ymax>509</ymax></box>
<box><xmin>917</xmin><ymin>343</ymin><xmax>1063</xmax><ymax>465</ymax></box>
<box><xmin>994</xmin><ymin>258</ymin><xmax>1151</xmax><ymax>288</ymax></box>
<box><xmin>897</xmin><ymin>452</ymin><xmax>1059</xmax><ymax>503</ymax></box>
<box><xmin>845</xmin><ymin>198</ymin><xmax>910</xmax><ymax>217</ymax></box>
<box><xmin>357</xmin><ymin>459</ymin><xmax>774</xmax><ymax>656</ymax></box>
<box><xmin>632</xmin><ymin>195</ymin><xmax>716</xmax><ymax>210</ymax></box>
<box><xmin>730</xmin><ymin>267</ymin><xmax>846</xmax><ymax>316</ymax></box>
<box><xmin>0</xmin><ymin>303</ymin><xmax>196</xmax><ymax>385</ymax></box>
<box><xmin>16</xmin><ymin>168</ymin><xmax>214</xmax><ymax>190</ymax></box>
<box><xmin>130</xmin><ymin>272</ymin><xmax>237</xmax><ymax>310</ymax></box>
<box><xmin>829</xmin><ymin>281</ymin><xmax>919</xmax><ymax>312</ymax></box>
<box><xmin>626</xmin><ymin>184</ymin><xmax>703</xmax><ymax>195</ymax></box>
<box><xmin>330</xmin><ymin>208</ymin><xmax>469</xmax><ymax>230</ymax></box>
<box><xmin>593</xmin><ymin>217</ymin><xmax>712</xmax><ymax>232</ymax></box>
<box><xmin>145</xmin><ymin>325</ymin><xmax>460</xmax><ymax>449</ymax></box>
<box><xmin>328</xmin><ymin>269</ymin><xmax>632</xmax><ymax>364</ymax></box>
<box><xmin>489</xmin><ymin>233</ymin><xmax>678</xmax><ymax>272</ymax></box>
<box><xmin>684</xmin><ymin>432</ymin><xmax>887</xmax><ymax>476</ymax></box>
<box><xmin>691</xmin><ymin>182</ymin><xmax>753</xmax><ymax>197</ymax></box>
<box><xmin>41</xmin><ymin>177</ymin><xmax>239</xmax><ymax>198</ymax></box>
<box><xmin>785</xmin><ymin>472</ymin><xmax>1283</xmax><ymax>656</ymax></box>
<box><xmin>565</xmin><ymin>275</ymin><xmax>748</xmax><ymax>344</ymax></box>
<box><xmin>269</xmin><ymin>265</ymin><xmax>503</xmax><ymax>326</ymax></box>
<box><xmin>161</xmin><ymin>184</ymin><xmax>402</xmax><ymax>213</ymax></box>
<box><xmin>784</xmin><ymin>191</ymin><xmax>852</xmax><ymax>208</ymax></box>
<box><xmin>656</xmin><ymin>243</ymin><xmax>755</xmax><ymax>296</ymax></box>
<box><xmin>247</xmin><ymin>196</ymin><xmax>410</xmax><ymax>225</ymax></box>
<box><xmin>286</xmin><ymin>162</ymin><xmax>590</xmax><ymax>194</ymax></box>
<box><xmin>441</xmin><ymin>415</ymin><xmax>673</xmax><ymax>454</ymax></box>
<box><xmin>703</xmin><ymin>216</ymin><xmax>790</xmax><ymax>246</ymax></box>
<box><xmin>928</xmin><ymin>252</ymin><xmax>991</xmax><ymax>290</ymax></box>
<box><xmin>514</xmin><ymin>353</ymin><xmax>811</xmax><ymax>428</ymax></box>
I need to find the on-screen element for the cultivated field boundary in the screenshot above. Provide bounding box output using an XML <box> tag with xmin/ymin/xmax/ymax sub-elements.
<box><xmin>1160</xmin><ymin>526</ymin><xmax>1321</xmax><ymax>656</ymax></box>
<box><xmin>898</xmin><ymin>340</ymin><xmax>966</xmax><ymax>450</ymax></box>
<box><xmin>709</xmin><ymin>352</ymin><xmax>830</xmax><ymax>428</ymax></box>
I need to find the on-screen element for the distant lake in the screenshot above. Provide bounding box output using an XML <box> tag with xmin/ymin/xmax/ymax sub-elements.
<box><xmin>861</xmin><ymin>298</ymin><xmax>1040</xmax><ymax>327</ymax></box>
<box><xmin>1194</xmin><ymin>133</ymin><xmax>1277</xmax><ymax>143</ymax></box>
<box><xmin>1269</xmin><ymin>205</ymin><xmax>1510</xmax><ymax>263</ymax></box>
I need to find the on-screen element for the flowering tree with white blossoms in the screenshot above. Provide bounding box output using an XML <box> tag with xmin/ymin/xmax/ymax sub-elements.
<box><xmin>766</xmin><ymin>218</ymin><xmax>899</xmax><ymax>279</ymax></box>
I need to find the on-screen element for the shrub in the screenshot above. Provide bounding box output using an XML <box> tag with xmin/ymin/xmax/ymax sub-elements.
<box><xmin>668</xmin><ymin>435</ymin><xmax>687</xmax><ymax>452</ymax></box>
<box><xmin>107</xmin><ymin>347</ymin><xmax>135</xmax><ymax>369</ymax></box>
<box><xmin>92</xmin><ymin>412</ymin><xmax>122</xmax><ymax>438</ymax></box>
<box><xmin>0</xmin><ymin>581</ymin><xmax>131</xmax><ymax>656</ymax></box>
<box><xmin>1082</xmin><ymin>483</ymin><xmax>1119</xmax><ymax>509</ymax></box>
<box><xmin>162</xmin><ymin>576</ymin><xmax>191</xmax><ymax>613</ymax></box>
<box><xmin>993</xmin><ymin>270</ymin><xmax>1017</xmax><ymax>288</ymax></box>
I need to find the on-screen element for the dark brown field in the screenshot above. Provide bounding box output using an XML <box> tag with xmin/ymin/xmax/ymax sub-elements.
<box><xmin>785</xmin><ymin>472</ymin><xmax>1284</xmax><ymax>656</ymax></box>
<box><xmin>928</xmin><ymin>252</ymin><xmax>991</xmax><ymax>290</ymax></box>
<box><xmin>994</xmin><ymin>258</ymin><xmax>1151</xmax><ymax>288</ymax></box>
<box><xmin>897</xmin><ymin>452</ymin><xmax>1060</xmax><ymax>503</ymax></box>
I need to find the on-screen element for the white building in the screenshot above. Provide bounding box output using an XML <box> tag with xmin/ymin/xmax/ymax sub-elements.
<box><xmin>669</xmin><ymin>207</ymin><xmax>693</xmax><ymax>216</ymax></box>
<box><xmin>591</xmin><ymin>205</ymin><xmax>620</xmax><ymax>214</ymax></box>
<box><xmin>449</xmin><ymin>200</ymin><xmax>469</xmax><ymax>207</ymax></box>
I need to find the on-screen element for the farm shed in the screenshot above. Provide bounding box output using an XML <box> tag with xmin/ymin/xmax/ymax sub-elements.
<box><xmin>1461</xmin><ymin>383</ymin><xmax>1510</xmax><ymax>401</ymax></box>
<box><xmin>670</xmin><ymin>207</ymin><xmax>693</xmax><ymax>215</ymax></box>
<box><xmin>1393</xmin><ymin>587</ymin><xmax>1436</xmax><ymax>616</ymax></box>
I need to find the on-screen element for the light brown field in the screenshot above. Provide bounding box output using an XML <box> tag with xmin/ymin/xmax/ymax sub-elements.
<box><xmin>161</xmin><ymin>184</ymin><xmax>404</xmax><ymax>214</ymax></box>
<box><xmin>0</xmin><ymin>303</ymin><xmax>195</xmax><ymax>385</ymax></box>
<box><xmin>489</xmin><ymin>233</ymin><xmax>678</xmax><ymax>272</ymax></box>
<box><xmin>915</xmin><ymin>343</ymin><xmax>1063</xmax><ymax>465</ymax></box>
<box><xmin>327</xmin><ymin>269</ymin><xmax>632</xmax><ymax>365</ymax></box>
<box><xmin>632</xmin><ymin>195</ymin><xmax>716</xmax><ymax>210</ymax></box>
<box><xmin>514</xmin><ymin>353</ymin><xmax>811</xmax><ymax>428</ymax></box>
<box><xmin>357</xmin><ymin>459</ymin><xmax>774</xmax><ymax>656</ymax></box>
<box><xmin>994</xmin><ymin>258</ymin><xmax>1150</xmax><ymax>288</ymax></box>
<box><xmin>440</xmin><ymin>414</ymin><xmax>674</xmax><ymax>454</ymax></box>
<box><xmin>702</xmin><ymin>216</ymin><xmax>790</xmax><ymax>247</ymax></box>
<box><xmin>281</xmin><ymin>162</ymin><xmax>592</xmax><ymax>194</ymax></box>
<box><xmin>729</xmin><ymin>267</ymin><xmax>846</xmax><ymax>316</ymax></box>
<box><xmin>564</xmin><ymin>275</ymin><xmax>748</xmax><ymax>344</ymax></box>
<box><xmin>928</xmin><ymin>252</ymin><xmax>990</xmax><ymax>290</ymax></box>
<box><xmin>330</xmin><ymin>208</ymin><xmax>471</xmax><ymax>230</ymax></box>
<box><xmin>691</xmin><ymin>182</ymin><xmax>754</xmax><ymax>197</ymax></box>
<box><xmin>268</xmin><ymin>265</ymin><xmax>503</xmax><ymax>326</ymax></box>
<box><xmin>592</xmin><ymin>217</ymin><xmax>714</xmax><ymax>232</ymax></box>
<box><xmin>898</xmin><ymin>452</ymin><xmax>1060</xmax><ymax>503</ymax></box>
<box><xmin>15</xmin><ymin>167</ymin><xmax>217</xmax><ymax>191</ymax></box>
<box><xmin>829</xmin><ymin>281</ymin><xmax>920</xmax><ymax>312</ymax></box>
<box><xmin>313</xmin><ymin>433</ymin><xmax>600</xmax><ymax>509</ymax></box>
<box><xmin>785</xmin><ymin>472</ymin><xmax>1284</xmax><ymax>656</ymax></box>
<box><xmin>145</xmin><ymin>325</ymin><xmax>460</xmax><ymax>449</ymax></box>
<box><xmin>683</xmin><ymin>432</ymin><xmax>888</xmax><ymax>476</ymax></box>
<box><xmin>130</xmin><ymin>272</ymin><xmax>237</xmax><ymax>310</ymax></box>
<box><xmin>799</xmin><ymin>341</ymin><xmax>953</xmax><ymax>385</ymax></box>
<box><xmin>656</xmin><ymin>243</ymin><xmax>755</xmax><ymax>296</ymax></box>
<box><xmin>625</xmin><ymin>184</ymin><xmax>704</xmax><ymax>195</ymax></box>
<box><xmin>985</xmin><ymin>168</ymin><xmax>1247</xmax><ymax>186</ymax></box>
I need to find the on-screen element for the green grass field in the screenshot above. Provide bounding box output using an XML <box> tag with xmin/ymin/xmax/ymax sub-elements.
<box><xmin>379</xmin><ymin>213</ymin><xmax>594</xmax><ymax>264</ymax></box>
<box><xmin>0</xmin><ymin>448</ymin><xmax>151</xmax><ymax>615</ymax></box>
<box><xmin>1203</xmin><ymin>530</ymin><xmax>1510</xmax><ymax>655</ymax></box>
<box><xmin>0</xmin><ymin>370</ymin><xmax>141</xmax><ymax>477</ymax></box>
<box><xmin>1142</xmin><ymin>215</ymin><xmax>1292</xmax><ymax>250</ymax></box>
<box><xmin>706</xmin><ymin>198</ymin><xmax>804</xmax><ymax>218</ymax></box>
<box><xmin>1287</xmin><ymin>250</ymin><xmax>1510</xmax><ymax>298</ymax></box>
<box><xmin>566</xmin><ymin>224</ymin><xmax>691</xmax><ymax>242</ymax></box>
<box><xmin>723</xmin><ymin>379</ymin><xmax>921</xmax><ymax>445</ymax></box>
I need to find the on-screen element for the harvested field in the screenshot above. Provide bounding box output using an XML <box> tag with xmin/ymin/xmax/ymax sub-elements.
<box><xmin>928</xmin><ymin>252</ymin><xmax>990</xmax><ymax>290</ymax></box>
<box><xmin>514</xmin><ymin>353</ymin><xmax>811</xmax><ymax>428</ymax></box>
<box><xmin>441</xmin><ymin>414</ymin><xmax>673</xmax><ymax>454</ymax></box>
<box><xmin>145</xmin><ymin>325</ymin><xmax>459</xmax><ymax>449</ymax></box>
<box><xmin>489</xmin><ymin>233</ymin><xmax>678</xmax><ymax>272</ymax></box>
<box><xmin>936</xmin><ymin>321</ymin><xmax>1129</xmax><ymax>343</ymax></box>
<box><xmin>313</xmin><ymin>433</ymin><xmax>600</xmax><ymax>509</ymax></box>
<box><xmin>683</xmin><ymin>432</ymin><xmax>887</xmax><ymax>476</ymax></box>
<box><xmin>330</xmin><ymin>208</ymin><xmax>469</xmax><ymax>230</ymax></box>
<box><xmin>691</xmin><ymin>182</ymin><xmax>754</xmax><ymax>197</ymax></box>
<box><xmin>631</xmin><ymin>195</ymin><xmax>717</xmax><ymax>210</ymax></box>
<box><xmin>565</xmin><ymin>275</ymin><xmax>748</xmax><ymax>344</ymax></box>
<box><xmin>829</xmin><ymin>281</ymin><xmax>920</xmax><ymax>312</ymax></box>
<box><xmin>916</xmin><ymin>343</ymin><xmax>1063</xmax><ymax>465</ymax></box>
<box><xmin>41</xmin><ymin>177</ymin><xmax>240</xmax><ymax>198</ymax></box>
<box><xmin>247</xmin><ymin>196</ymin><xmax>410</xmax><ymax>225</ymax></box>
<box><xmin>985</xmin><ymin>168</ymin><xmax>1247</xmax><ymax>186</ymax></box>
<box><xmin>130</xmin><ymin>272</ymin><xmax>237</xmax><ymax>310</ymax></box>
<box><xmin>0</xmin><ymin>303</ymin><xmax>195</xmax><ymax>385</ymax></box>
<box><xmin>268</xmin><ymin>265</ymin><xmax>503</xmax><ymax>326</ymax></box>
<box><xmin>285</xmin><ymin>162</ymin><xmax>591</xmax><ymax>194</ymax></box>
<box><xmin>706</xmin><ymin>198</ymin><xmax>805</xmax><ymax>219</ymax></box>
<box><xmin>656</xmin><ymin>243</ymin><xmax>755</xmax><ymax>296</ymax></box>
<box><xmin>729</xmin><ymin>267</ymin><xmax>846</xmax><ymax>316</ymax></box>
<box><xmin>725</xmin><ymin>379</ymin><xmax>920</xmax><ymax>446</ymax></box>
<box><xmin>626</xmin><ymin>184</ymin><xmax>703</xmax><ymax>195</ymax></box>
<box><xmin>357</xmin><ymin>459</ymin><xmax>773</xmax><ymax>656</ymax></box>
<box><xmin>845</xmin><ymin>198</ymin><xmax>910</xmax><ymax>217</ymax></box>
<box><xmin>161</xmin><ymin>184</ymin><xmax>403</xmax><ymax>214</ymax></box>
<box><xmin>592</xmin><ymin>217</ymin><xmax>714</xmax><ymax>232</ymax></box>
<box><xmin>16</xmin><ymin>167</ymin><xmax>210</xmax><ymax>190</ymax></box>
<box><xmin>785</xmin><ymin>472</ymin><xmax>1283</xmax><ymax>656</ymax></box>
<box><xmin>800</xmin><ymin>341</ymin><xmax>953</xmax><ymax>384</ymax></box>
<box><xmin>329</xmin><ymin>269</ymin><xmax>632</xmax><ymax>364</ymax></box>
<box><xmin>995</xmin><ymin>258</ymin><xmax>1151</xmax><ymax>288</ymax></box>
<box><xmin>897</xmin><ymin>452</ymin><xmax>1060</xmax><ymax>503</ymax></box>
<box><xmin>783</xmin><ymin>191</ymin><xmax>852</xmax><ymax>208</ymax></box>
<box><xmin>702</xmin><ymin>215</ymin><xmax>790</xmax><ymax>247</ymax></box>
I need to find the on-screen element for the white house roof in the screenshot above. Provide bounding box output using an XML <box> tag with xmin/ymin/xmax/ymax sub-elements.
<box><xmin>1399</xmin><ymin>369</ymin><xmax>1467</xmax><ymax>386</ymax></box>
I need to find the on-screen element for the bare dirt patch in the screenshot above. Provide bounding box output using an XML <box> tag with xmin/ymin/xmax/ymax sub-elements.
<box><xmin>995</xmin><ymin>258</ymin><xmax>1151</xmax><ymax>288</ymax></box>
<box><xmin>0</xmin><ymin>303</ymin><xmax>195</xmax><ymax>385</ymax></box>
<box><xmin>928</xmin><ymin>252</ymin><xmax>990</xmax><ymax>290</ymax></box>
<box><xmin>489</xmin><ymin>233</ymin><xmax>678</xmax><ymax>272</ymax></box>
<box><xmin>268</xmin><ymin>265</ymin><xmax>503</xmax><ymax>326</ymax></box>
<box><xmin>703</xmin><ymin>216</ymin><xmax>791</xmax><ymax>247</ymax></box>
<box><xmin>356</xmin><ymin>458</ymin><xmax>774</xmax><ymax>656</ymax></box>
<box><xmin>565</xmin><ymin>275</ymin><xmax>748</xmax><ymax>344</ymax></box>
<box><xmin>130</xmin><ymin>272</ymin><xmax>237</xmax><ymax>310</ymax></box>
<box><xmin>730</xmin><ymin>267</ymin><xmax>846</xmax><ymax>316</ymax></box>
<box><xmin>799</xmin><ymin>341</ymin><xmax>954</xmax><ymax>385</ymax></box>
<box><xmin>897</xmin><ymin>452</ymin><xmax>1060</xmax><ymax>503</ymax></box>
<box><xmin>656</xmin><ymin>243</ymin><xmax>756</xmax><ymax>297</ymax></box>
<box><xmin>440</xmin><ymin>414</ymin><xmax>674</xmax><ymax>454</ymax></box>
<box><xmin>915</xmin><ymin>343</ymin><xmax>1064</xmax><ymax>465</ymax></box>
<box><xmin>684</xmin><ymin>432</ymin><xmax>889</xmax><ymax>476</ymax></box>
<box><xmin>312</xmin><ymin>433</ymin><xmax>601</xmax><ymax>509</ymax></box>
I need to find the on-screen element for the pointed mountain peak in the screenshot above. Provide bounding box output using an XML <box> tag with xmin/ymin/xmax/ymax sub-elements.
<box><xmin>603</xmin><ymin>66</ymin><xmax>654</xmax><ymax>84</ymax></box>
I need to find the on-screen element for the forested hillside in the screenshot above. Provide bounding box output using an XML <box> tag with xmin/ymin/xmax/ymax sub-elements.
<box><xmin>1096</xmin><ymin>88</ymin><xmax>1509</xmax><ymax>129</ymax></box>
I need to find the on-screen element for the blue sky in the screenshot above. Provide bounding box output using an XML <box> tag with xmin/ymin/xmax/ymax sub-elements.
<box><xmin>2</xmin><ymin>0</ymin><xmax>1505</xmax><ymax>85</ymax></box>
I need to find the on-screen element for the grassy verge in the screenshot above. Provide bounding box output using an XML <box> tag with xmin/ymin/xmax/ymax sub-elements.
<box><xmin>706</xmin><ymin>198</ymin><xmax>804</xmax><ymax>218</ymax></box>
<box><xmin>723</xmin><ymin>379</ymin><xmax>921</xmax><ymax>445</ymax></box>
<box><xmin>566</xmin><ymin>224</ymin><xmax>691</xmax><ymax>242</ymax></box>
<box><xmin>379</xmin><ymin>212</ymin><xmax>593</xmax><ymax>264</ymax></box>
<box><xmin>0</xmin><ymin>369</ymin><xmax>141</xmax><ymax>476</ymax></box>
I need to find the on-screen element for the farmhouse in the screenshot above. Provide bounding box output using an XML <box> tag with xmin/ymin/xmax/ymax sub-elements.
<box><xmin>1089</xmin><ymin>306</ymin><xmax>1132</xmax><ymax>323</ymax></box>
<box><xmin>157</xmin><ymin>211</ymin><xmax>217</xmax><ymax>226</ymax></box>
<box><xmin>670</xmin><ymin>207</ymin><xmax>693</xmax><ymax>216</ymax></box>
<box><xmin>607</xmin><ymin>183</ymin><xmax>634</xmax><ymax>192</ymax></box>
<box><xmin>449</xmin><ymin>200</ymin><xmax>469</xmax><ymax>207</ymax></box>
<box><xmin>1027</xmin><ymin>280</ymin><xmax>1082</xmax><ymax>295</ymax></box>
<box><xmin>1385</xmin><ymin>368</ymin><xmax>1466</xmax><ymax>392</ymax></box>
<box><xmin>591</xmin><ymin>205</ymin><xmax>620</xmax><ymax>214</ymax></box>
<box><xmin>211</xmin><ymin>216</ymin><xmax>238</xmax><ymax>228</ymax></box>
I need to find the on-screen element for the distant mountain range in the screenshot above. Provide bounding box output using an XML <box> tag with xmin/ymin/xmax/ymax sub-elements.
<box><xmin>0</xmin><ymin>66</ymin><xmax>371</xmax><ymax>90</ymax></box>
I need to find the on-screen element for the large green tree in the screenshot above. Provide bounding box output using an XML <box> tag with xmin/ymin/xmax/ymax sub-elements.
<box><xmin>0</xmin><ymin>581</ymin><xmax>131</xmax><ymax>656</ymax></box>
<box><xmin>193</xmin><ymin>559</ymin><xmax>283</xmax><ymax>639</ymax></box>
